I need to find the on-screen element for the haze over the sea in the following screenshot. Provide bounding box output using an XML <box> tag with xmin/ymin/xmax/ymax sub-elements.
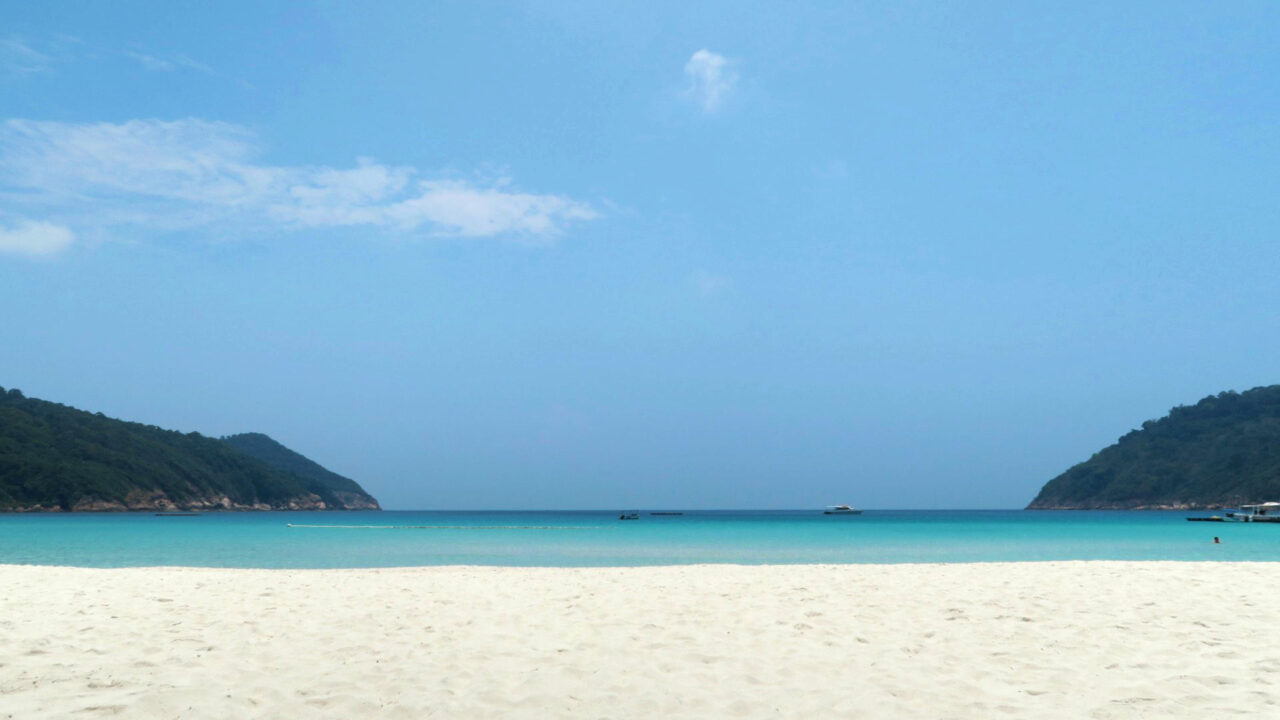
<box><xmin>2</xmin><ymin>1</ymin><xmax>1278</xmax><ymax>509</ymax></box>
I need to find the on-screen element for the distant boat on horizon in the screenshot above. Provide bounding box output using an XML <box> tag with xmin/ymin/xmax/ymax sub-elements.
<box><xmin>823</xmin><ymin>505</ymin><xmax>862</xmax><ymax>515</ymax></box>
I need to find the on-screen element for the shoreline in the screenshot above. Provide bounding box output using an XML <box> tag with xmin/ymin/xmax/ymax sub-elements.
<box><xmin>4</xmin><ymin>561</ymin><xmax>1277</xmax><ymax>718</ymax></box>
<box><xmin>0</xmin><ymin>557</ymin><xmax>1274</xmax><ymax>570</ymax></box>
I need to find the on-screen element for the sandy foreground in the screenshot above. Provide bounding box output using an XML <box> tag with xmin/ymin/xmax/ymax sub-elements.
<box><xmin>2</xmin><ymin>562</ymin><xmax>1277</xmax><ymax>719</ymax></box>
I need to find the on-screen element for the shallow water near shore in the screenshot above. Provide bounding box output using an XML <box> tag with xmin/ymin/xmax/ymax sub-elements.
<box><xmin>1</xmin><ymin>509</ymin><xmax>1275</xmax><ymax>567</ymax></box>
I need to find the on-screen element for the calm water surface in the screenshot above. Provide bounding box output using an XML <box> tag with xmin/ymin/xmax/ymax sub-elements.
<box><xmin>0</xmin><ymin>510</ymin><xmax>1273</xmax><ymax>568</ymax></box>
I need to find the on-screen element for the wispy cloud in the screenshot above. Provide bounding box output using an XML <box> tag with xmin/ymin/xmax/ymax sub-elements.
<box><xmin>1</xmin><ymin>36</ymin><xmax>54</xmax><ymax>77</ymax></box>
<box><xmin>691</xmin><ymin>270</ymin><xmax>731</xmax><ymax>296</ymax></box>
<box><xmin>124</xmin><ymin>50</ymin><xmax>174</xmax><ymax>72</ymax></box>
<box><xmin>2</xmin><ymin>34</ymin><xmax>216</xmax><ymax>80</ymax></box>
<box><xmin>0</xmin><ymin>219</ymin><xmax>75</xmax><ymax>257</ymax></box>
<box><xmin>684</xmin><ymin>49</ymin><xmax>737</xmax><ymax>112</ymax></box>
<box><xmin>0</xmin><ymin>118</ymin><xmax>599</xmax><ymax>243</ymax></box>
<box><xmin>125</xmin><ymin>50</ymin><xmax>216</xmax><ymax>76</ymax></box>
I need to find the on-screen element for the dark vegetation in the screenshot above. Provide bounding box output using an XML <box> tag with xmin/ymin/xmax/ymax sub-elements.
<box><xmin>222</xmin><ymin>432</ymin><xmax>378</xmax><ymax>508</ymax></box>
<box><xmin>0</xmin><ymin>386</ymin><xmax>379</xmax><ymax>511</ymax></box>
<box><xmin>1029</xmin><ymin>385</ymin><xmax>1280</xmax><ymax>509</ymax></box>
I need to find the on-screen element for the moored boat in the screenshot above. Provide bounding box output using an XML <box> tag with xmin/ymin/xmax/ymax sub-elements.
<box><xmin>1223</xmin><ymin>502</ymin><xmax>1280</xmax><ymax>523</ymax></box>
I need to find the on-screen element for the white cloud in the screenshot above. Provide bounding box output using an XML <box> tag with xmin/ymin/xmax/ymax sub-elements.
<box><xmin>0</xmin><ymin>219</ymin><xmax>75</xmax><ymax>256</ymax></box>
<box><xmin>684</xmin><ymin>49</ymin><xmax>737</xmax><ymax>112</ymax></box>
<box><xmin>0</xmin><ymin>119</ymin><xmax>599</xmax><ymax>242</ymax></box>
<box><xmin>381</xmin><ymin>181</ymin><xmax>599</xmax><ymax>237</ymax></box>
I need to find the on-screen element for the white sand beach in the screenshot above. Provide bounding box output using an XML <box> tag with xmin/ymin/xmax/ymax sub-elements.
<box><xmin>2</xmin><ymin>562</ymin><xmax>1277</xmax><ymax>719</ymax></box>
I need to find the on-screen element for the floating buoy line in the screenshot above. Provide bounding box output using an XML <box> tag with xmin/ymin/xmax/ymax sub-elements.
<box><xmin>286</xmin><ymin>523</ymin><xmax>607</xmax><ymax>530</ymax></box>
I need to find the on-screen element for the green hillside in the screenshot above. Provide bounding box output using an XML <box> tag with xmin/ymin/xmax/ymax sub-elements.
<box><xmin>1029</xmin><ymin>385</ymin><xmax>1280</xmax><ymax>509</ymax></box>
<box><xmin>222</xmin><ymin>432</ymin><xmax>378</xmax><ymax>509</ymax></box>
<box><xmin>0</xmin><ymin>386</ymin><xmax>379</xmax><ymax>511</ymax></box>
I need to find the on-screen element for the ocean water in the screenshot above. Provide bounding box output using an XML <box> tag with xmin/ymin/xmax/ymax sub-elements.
<box><xmin>0</xmin><ymin>510</ymin><xmax>1274</xmax><ymax>568</ymax></box>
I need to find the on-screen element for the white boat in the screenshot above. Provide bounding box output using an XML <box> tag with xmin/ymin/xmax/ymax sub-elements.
<box><xmin>823</xmin><ymin>505</ymin><xmax>862</xmax><ymax>515</ymax></box>
<box><xmin>1224</xmin><ymin>502</ymin><xmax>1280</xmax><ymax>523</ymax></box>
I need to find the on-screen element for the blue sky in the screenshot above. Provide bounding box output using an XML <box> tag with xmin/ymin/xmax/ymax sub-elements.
<box><xmin>2</xmin><ymin>1</ymin><xmax>1278</xmax><ymax>509</ymax></box>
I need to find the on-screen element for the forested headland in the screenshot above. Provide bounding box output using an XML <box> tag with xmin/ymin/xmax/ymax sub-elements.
<box><xmin>1029</xmin><ymin>385</ymin><xmax>1280</xmax><ymax>509</ymax></box>
<box><xmin>0</xmin><ymin>386</ymin><xmax>380</xmax><ymax>512</ymax></box>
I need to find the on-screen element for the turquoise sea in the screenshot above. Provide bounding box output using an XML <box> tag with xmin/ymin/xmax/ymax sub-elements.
<box><xmin>1</xmin><ymin>510</ymin><xmax>1275</xmax><ymax>568</ymax></box>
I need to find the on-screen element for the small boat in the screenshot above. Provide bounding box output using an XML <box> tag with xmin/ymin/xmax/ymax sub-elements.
<box><xmin>1223</xmin><ymin>503</ymin><xmax>1280</xmax><ymax>523</ymax></box>
<box><xmin>1185</xmin><ymin>516</ymin><xmax>1224</xmax><ymax>522</ymax></box>
<box><xmin>823</xmin><ymin>505</ymin><xmax>862</xmax><ymax>515</ymax></box>
<box><xmin>619</xmin><ymin>512</ymin><xmax>639</xmax><ymax>520</ymax></box>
